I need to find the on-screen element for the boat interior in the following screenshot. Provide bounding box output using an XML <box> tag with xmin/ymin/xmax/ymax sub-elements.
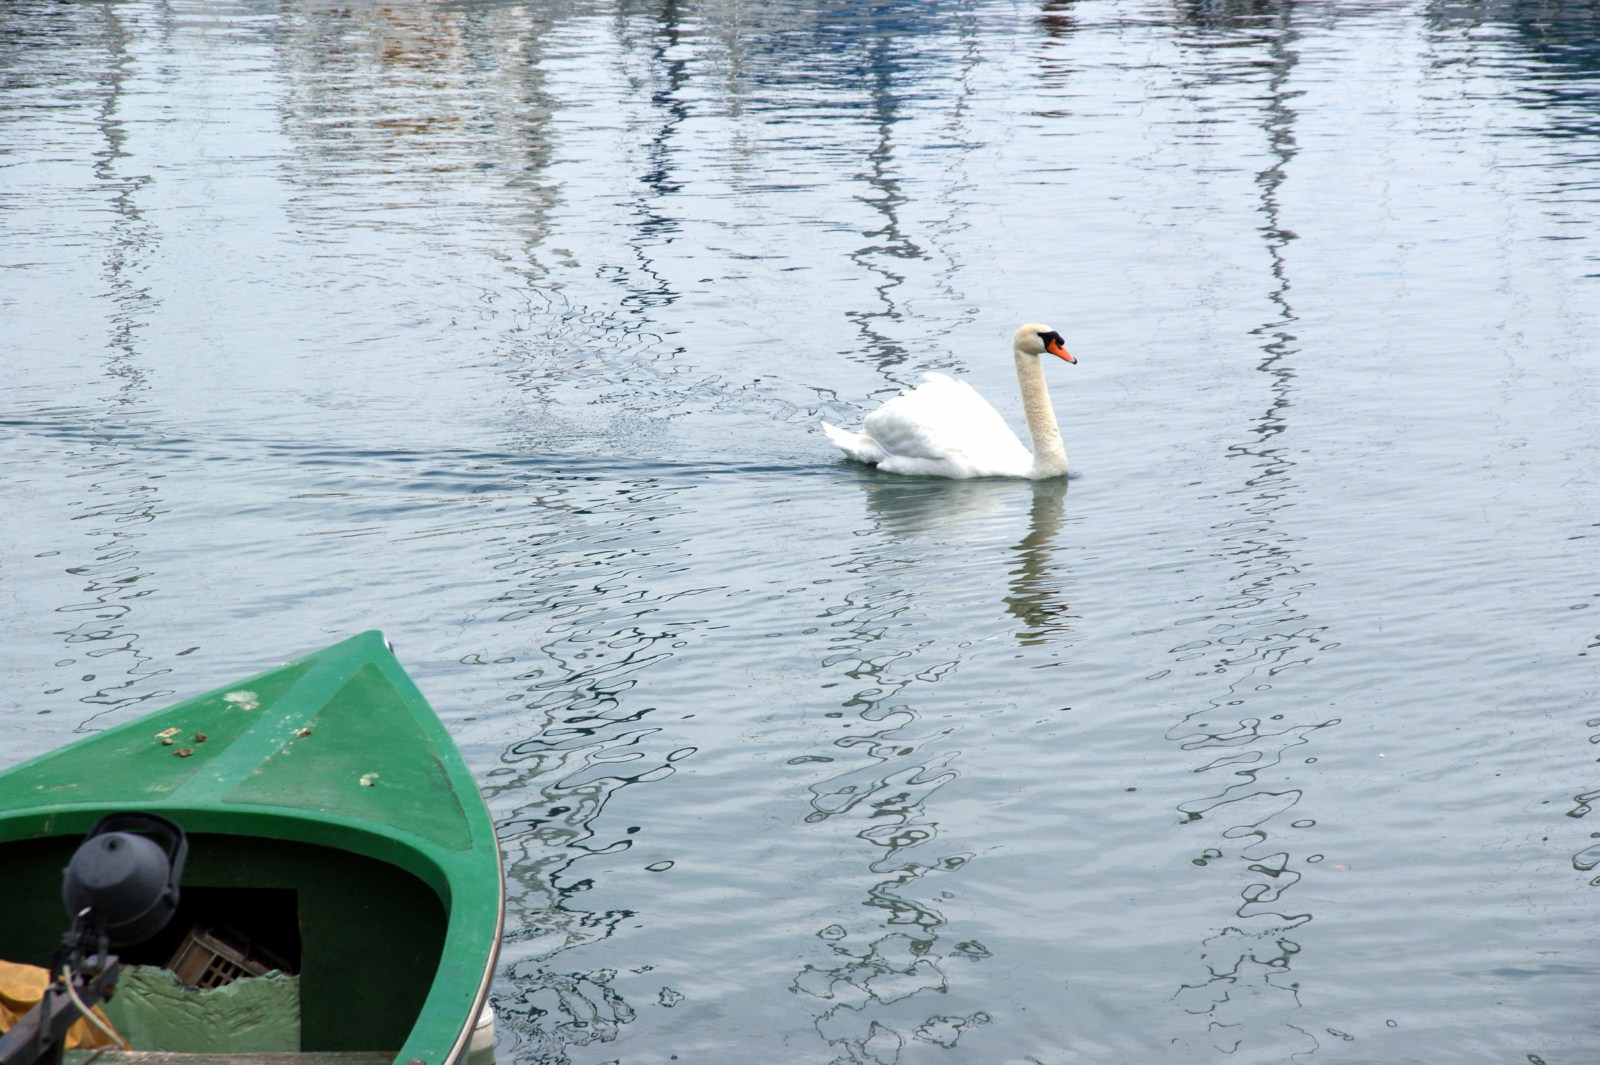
<box><xmin>0</xmin><ymin>830</ymin><xmax>446</xmax><ymax>1053</ymax></box>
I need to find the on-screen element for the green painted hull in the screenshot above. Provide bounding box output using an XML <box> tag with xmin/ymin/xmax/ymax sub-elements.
<box><xmin>0</xmin><ymin>632</ymin><xmax>502</xmax><ymax>1065</ymax></box>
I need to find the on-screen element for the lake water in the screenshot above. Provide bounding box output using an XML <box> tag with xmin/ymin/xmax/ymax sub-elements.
<box><xmin>4</xmin><ymin>1</ymin><xmax>1600</xmax><ymax>1062</ymax></box>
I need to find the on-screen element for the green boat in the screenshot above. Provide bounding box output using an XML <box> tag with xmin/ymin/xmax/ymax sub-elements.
<box><xmin>0</xmin><ymin>631</ymin><xmax>502</xmax><ymax>1065</ymax></box>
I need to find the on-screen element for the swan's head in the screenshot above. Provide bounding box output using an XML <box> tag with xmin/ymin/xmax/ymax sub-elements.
<box><xmin>1013</xmin><ymin>323</ymin><xmax>1076</xmax><ymax>364</ymax></box>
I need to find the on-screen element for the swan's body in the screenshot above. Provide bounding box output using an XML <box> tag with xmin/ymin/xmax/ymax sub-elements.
<box><xmin>822</xmin><ymin>323</ymin><xmax>1076</xmax><ymax>480</ymax></box>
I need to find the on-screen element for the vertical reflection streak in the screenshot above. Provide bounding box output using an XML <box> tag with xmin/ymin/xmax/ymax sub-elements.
<box><xmin>57</xmin><ymin>3</ymin><xmax>171</xmax><ymax>733</ymax></box>
<box><xmin>844</xmin><ymin>23</ymin><xmax>916</xmax><ymax>366</ymax></box>
<box><xmin>610</xmin><ymin>0</ymin><xmax>690</xmax><ymax>319</ymax></box>
<box><xmin>793</xmin><ymin>544</ymin><xmax>982</xmax><ymax>1060</ymax></box>
<box><xmin>1161</xmin><ymin>4</ymin><xmax>1338</xmax><ymax>1058</ymax></box>
<box><xmin>476</xmin><ymin>473</ymin><xmax>695</xmax><ymax>1060</ymax></box>
<box><xmin>791</xmin><ymin>479</ymin><xmax>1066</xmax><ymax>1059</ymax></box>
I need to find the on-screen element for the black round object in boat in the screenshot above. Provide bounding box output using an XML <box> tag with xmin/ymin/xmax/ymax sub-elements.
<box><xmin>61</xmin><ymin>812</ymin><xmax>187</xmax><ymax>947</ymax></box>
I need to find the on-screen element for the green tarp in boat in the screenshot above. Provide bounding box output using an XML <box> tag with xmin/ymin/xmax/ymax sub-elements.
<box><xmin>101</xmin><ymin>967</ymin><xmax>300</xmax><ymax>1053</ymax></box>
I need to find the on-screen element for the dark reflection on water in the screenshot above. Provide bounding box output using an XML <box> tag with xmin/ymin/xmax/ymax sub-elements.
<box><xmin>470</xmin><ymin>470</ymin><xmax>699</xmax><ymax>1059</ymax></box>
<box><xmin>781</xmin><ymin>473</ymin><xmax>1074</xmax><ymax>1058</ymax></box>
<box><xmin>792</xmin><ymin>533</ymin><xmax>973</xmax><ymax>1056</ymax></box>
<box><xmin>6</xmin><ymin>0</ymin><xmax>180</xmax><ymax>734</ymax></box>
<box><xmin>51</xmin><ymin>431</ymin><xmax>177</xmax><ymax>733</ymax></box>
<box><xmin>1154</xmin><ymin>7</ymin><xmax>1342</xmax><ymax>1059</ymax></box>
<box><xmin>1428</xmin><ymin>0</ymin><xmax>1600</xmax><ymax>185</ymax></box>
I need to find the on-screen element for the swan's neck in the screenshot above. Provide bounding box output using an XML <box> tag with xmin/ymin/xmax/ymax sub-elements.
<box><xmin>1014</xmin><ymin>350</ymin><xmax>1068</xmax><ymax>479</ymax></box>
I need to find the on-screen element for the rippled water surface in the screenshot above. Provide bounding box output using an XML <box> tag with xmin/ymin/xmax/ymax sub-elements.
<box><xmin>5</xmin><ymin>1</ymin><xmax>1600</xmax><ymax>1062</ymax></box>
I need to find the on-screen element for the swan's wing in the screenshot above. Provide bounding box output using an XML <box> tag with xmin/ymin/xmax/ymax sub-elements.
<box><xmin>822</xmin><ymin>421</ymin><xmax>888</xmax><ymax>465</ymax></box>
<box><xmin>862</xmin><ymin>373</ymin><xmax>1031</xmax><ymax>476</ymax></box>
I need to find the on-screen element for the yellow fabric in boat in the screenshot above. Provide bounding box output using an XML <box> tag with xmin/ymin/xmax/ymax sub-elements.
<box><xmin>0</xmin><ymin>959</ymin><xmax>119</xmax><ymax>1049</ymax></box>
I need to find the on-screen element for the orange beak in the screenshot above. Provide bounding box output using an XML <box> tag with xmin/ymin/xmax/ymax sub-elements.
<box><xmin>1047</xmin><ymin>337</ymin><xmax>1076</xmax><ymax>364</ymax></box>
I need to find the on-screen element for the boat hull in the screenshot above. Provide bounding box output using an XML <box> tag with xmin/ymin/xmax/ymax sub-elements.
<box><xmin>0</xmin><ymin>632</ymin><xmax>503</xmax><ymax>1065</ymax></box>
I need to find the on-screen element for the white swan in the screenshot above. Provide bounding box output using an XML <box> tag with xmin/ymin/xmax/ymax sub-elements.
<box><xmin>822</xmin><ymin>323</ymin><xmax>1077</xmax><ymax>479</ymax></box>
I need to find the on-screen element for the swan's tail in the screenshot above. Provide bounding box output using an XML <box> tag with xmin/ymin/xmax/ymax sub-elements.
<box><xmin>822</xmin><ymin>421</ymin><xmax>886</xmax><ymax>466</ymax></box>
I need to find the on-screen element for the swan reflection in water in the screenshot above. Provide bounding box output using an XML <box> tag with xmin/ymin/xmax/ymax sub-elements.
<box><xmin>1003</xmin><ymin>476</ymin><xmax>1074</xmax><ymax>645</ymax></box>
<box><xmin>849</xmin><ymin>474</ymin><xmax>1075</xmax><ymax>647</ymax></box>
<box><xmin>792</xmin><ymin>474</ymin><xmax>1074</xmax><ymax>1058</ymax></box>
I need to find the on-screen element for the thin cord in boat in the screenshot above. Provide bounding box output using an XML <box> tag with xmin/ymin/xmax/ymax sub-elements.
<box><xmin>59</xmin><ymin>966</ymin><xmax>130</xmax><ymax>1051</ymax></box>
